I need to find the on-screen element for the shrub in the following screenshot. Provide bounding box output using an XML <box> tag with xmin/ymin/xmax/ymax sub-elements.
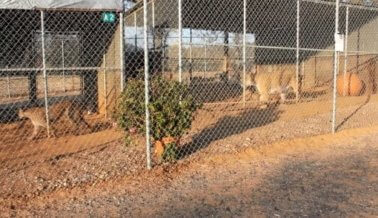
<box><xmin>114</xmin><ymin>77</ymin><xmax>202</xmax><ymax>160</ymax></box>
<box><xmin>161</xmin><ymin>142</ymin><xmax>178</xmax><ymax>162</ymax></box>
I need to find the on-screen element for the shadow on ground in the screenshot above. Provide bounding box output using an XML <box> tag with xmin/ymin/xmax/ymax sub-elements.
<box><xmin>337</xmin><ymin>93</ymin><xmax>371</xmax><ymax>131</ymax></box>
<box><xmin>156</xmin><ymin>144</ymin><xmax>378</xmax><ymax>217</ymax></box>
<box><xmin>178</xmin><ymin>104</ymin><xmax>282</xmax><ymax>159</ymax></box>
<box><xmin>250</xmin><ymin>150</ymin><xmax>378</xmax><ymax>217</ymax></box>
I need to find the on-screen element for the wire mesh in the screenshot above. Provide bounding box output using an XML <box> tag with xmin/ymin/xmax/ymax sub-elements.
<box><xmin>335</xmin><ymin>3</ymin><xmax>378</xmax><ymax>131</ymax></box>
<box><xmin>0</xmin><ymin>0</ymin><xmax>378</xmax><ymax>198</ymax></box>
<box><xmin>0</xmin><ymin>8</ymin><xmax>145</xmax><ymax>198</ymax></box>
<box><xmin>141</xmin><ymin>0</ymin><xmax>378</xmax><ymax>165</ymax></box>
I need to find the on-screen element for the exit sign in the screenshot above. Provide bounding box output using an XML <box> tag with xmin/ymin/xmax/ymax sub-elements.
<box><xmin>102</xmin><ymin>12</ymin><xmax>116</xmax><ymax>23</ymax></box>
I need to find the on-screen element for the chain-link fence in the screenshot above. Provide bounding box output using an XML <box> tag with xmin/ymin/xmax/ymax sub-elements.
<box><xmin>0</xmin><ymin>0</ymin><xmax>378</xmax><ymax>191</ymax></box>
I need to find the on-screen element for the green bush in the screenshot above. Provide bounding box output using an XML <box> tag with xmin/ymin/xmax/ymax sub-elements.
<box><xmin>162</xmin><ymin>142</ymin><xmax>178</xmax><ymax>163</ymax></box>
<box><xmin>114</xmin><ymin>77</ymin><xmax>202</xmax><ymax>148</ymax></box>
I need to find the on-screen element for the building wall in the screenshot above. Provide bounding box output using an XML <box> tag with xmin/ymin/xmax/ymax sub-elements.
<box><xmin>309</xmin><ymin>15</ymin><xmax>378</xmax><ymax>85</ymax></box>
<box><xmin>265</xmin><ymin>15</ymin><xmax>378</xmax><ymax>92</ymax></box>
<box><xmin>97</xmin><ymin>23</ymin><xmax>122</xmax><ymax>117</ymax></box>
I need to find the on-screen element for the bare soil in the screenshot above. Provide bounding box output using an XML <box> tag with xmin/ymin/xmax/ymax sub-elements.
<box><xmin>0</xmin><ymin>124</ymin><xmax>377</xmax><ymax>217</ymax></box>
<box><xmin>0</xmin><ymin>92</ymin><xmax>378</xmax><ymax>216</ymax></box>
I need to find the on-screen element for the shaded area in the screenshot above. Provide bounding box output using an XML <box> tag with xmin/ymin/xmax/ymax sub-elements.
<box><xmin>125</xmin><ymin>132</ymin><xmax>378</xmax><ymax>217</ymax></box>
<box><xmin>337</xmin><ymin>56</ymin><xmax>378</xmax><ymax>130</ymax></box>
<box><xmin>1</xmin><ymin>101</ymin><xmax>378</xmax><ymax>216</ymax></box>
<box><xmin>250</xmin><ymin>148</ymin><xmax>378</xmax><ymax>217</ymax></box>
<box><xmin>337</xmin><ymin>93</ymin><xmax>371</xmax><ymax>131</ymax></box>
<box><xmin>0</xmin><ymin>9</ymin><xmax>119</xmax><ymax>122</ymax></box>
<box><xmin>148</xmin><ymin>136</ymin><xmax>378</xmax><ymax>217</ymax></box>
<box><xmin>189</xmin><ymin>78</ymin><xmax>244</xmax><ymax>103</ymax></box>
<box><xmin>178</xmin><ymin>104</ymin><xmax>281</xmax><ymax>158</ymax></box>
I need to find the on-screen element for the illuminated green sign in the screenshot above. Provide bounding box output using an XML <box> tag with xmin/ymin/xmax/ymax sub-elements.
<box><xmin>102</xmin><ymin>12</ymin><xmax>116</xmax><ymax>23</ymax></box>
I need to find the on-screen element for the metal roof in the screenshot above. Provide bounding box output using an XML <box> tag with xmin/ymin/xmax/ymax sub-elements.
<box><xmin>0</xmin><ymin>0</ymin><xmax>123</xmax><ymax>10</ymax></box>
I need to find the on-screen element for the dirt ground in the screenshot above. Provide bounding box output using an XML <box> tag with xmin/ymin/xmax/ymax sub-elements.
<box><xmin>0</xmin><ymin>92</ymin><xmax>378</xmax><ymax>216</ymax></box>
<box><xmin>0</xmin><ymin>123</ymin><xmax>377</xmax><ymax>217</ymax></box>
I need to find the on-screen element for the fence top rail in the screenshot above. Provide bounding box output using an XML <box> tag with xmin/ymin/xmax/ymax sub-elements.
<box><xmin>302</xmin><ymin>0</ymin><xmax>378</xmax><ymax>11</ymax></box>
<box><xmin>124</xmin><ymin>0</ymin><xmax>378</xmax><ymax>20</ymax></box>
<box><xmin>0</xmin><ymin>67</ymin><xmax>122</xmax><ymax>72</ymax></box>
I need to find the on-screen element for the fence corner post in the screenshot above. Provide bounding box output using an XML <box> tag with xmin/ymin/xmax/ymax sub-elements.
<box><xmin>40</xmin><ymin>10</ymin><xmax>51</xmax><ymax>138</ymax></box>
<box><xmin>143</xmin><ymin>0</ymin><xmax>152</xmax><ymax>170</ymax></box>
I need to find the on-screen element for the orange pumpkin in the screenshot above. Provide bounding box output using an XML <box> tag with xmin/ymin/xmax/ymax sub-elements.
<box><xmin>337</xmin><ymin>73</ymin><xmax>364</xmax><ymax>96</ymax></box>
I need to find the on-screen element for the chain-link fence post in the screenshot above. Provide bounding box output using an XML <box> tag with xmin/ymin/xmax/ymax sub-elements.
<box><xmin>103</xmin><ymin>54</ymin><xmax>108</xmax><ymax>119</ymax></box>
<box><xmin>61</xmin><ymin>40</ymin><xmax>66</xmax><ymax>93</ymax></box>
<box><xmin>190</xmin><ymin>28</ymin><xmax>193</xmax><ymax>81</ymax></box>
<box><xmin>204</xmin><ymin>40</ymin><xmax>207</xmax><ymax>74</ymax></box>
<box><xmin>242</xmin><ymin>0</ymin><xmax>247</xmax><ymax>107</ymax></box>
<box><xmin>152</xmin><ymin>1</ymin><xmax>155</xmax><ymax>50</ymax></box>
<box><xmin>296</xmin><ymin>0</ymin><xmax>301</xmax><ymax>101</ymax></box>
<box><xmin>332</xmin><ymin>0</ymin><xmax>340</xmax><ymax>134</ymax></box>
<box><xmin>178</xmin><ymin>0</ymin><xmax>183</xmax><ymax>83</ymax></box>
<box><xmin>343</xmin><ymin>5</ymin><xmax>349</xmax><ymax>96</ymax></box>
<box><xmin>6</xmin><ymin>72</ymin><xmax>11</xmax><ymax>98</ymax></box>
<box><xmin>120</xmin><ymin>11</ymin><xmax>125</xmax><ymax>91</ymax></box>
<box><xmin>134</xmin><ymin>13</ymin><xmax>137</xmax><ymax>51</ymax></box>
<box><xmin>143</xmin><ymin>0</ymin><xmax>152</xmax><ymax>170</ymax></box>
<box><xmin>40</xmin><ymin>10</ymin><xmax>51</xmax><ymax>137</ymax></box>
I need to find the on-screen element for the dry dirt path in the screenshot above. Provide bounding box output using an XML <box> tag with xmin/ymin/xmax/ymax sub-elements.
<box><xmin>1</xmin><ymin>125</ymin><xmax>378</xmax><ymax>217</ymax></box>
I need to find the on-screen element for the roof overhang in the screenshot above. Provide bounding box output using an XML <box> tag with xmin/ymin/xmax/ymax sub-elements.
<box><xmin>0</xmin><ymin>0</ymin><xmax>123</xmax><ymax>11</ymax></box>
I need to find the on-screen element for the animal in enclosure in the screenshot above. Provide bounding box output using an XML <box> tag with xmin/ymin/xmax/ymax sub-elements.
<box><xmin>244</xmin><ymin>66</ymin><xmax>298</xmax><ymax>107</ymax></box>
<box><xmin>18</xmin><ymin>101</ymin><xmax>92</xmax><ymax>140</ymax></box>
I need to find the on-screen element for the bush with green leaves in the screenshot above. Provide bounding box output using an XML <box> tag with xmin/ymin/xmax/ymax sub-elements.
<box><xmin>114</xmin><ymin>77</ymin><xmax>202</xmax><ymax>143</ymax></box>
<box><xmin>162</xmin><ymin>142</ymin><xmax>178</xmax><ymax>163</ymax></box>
